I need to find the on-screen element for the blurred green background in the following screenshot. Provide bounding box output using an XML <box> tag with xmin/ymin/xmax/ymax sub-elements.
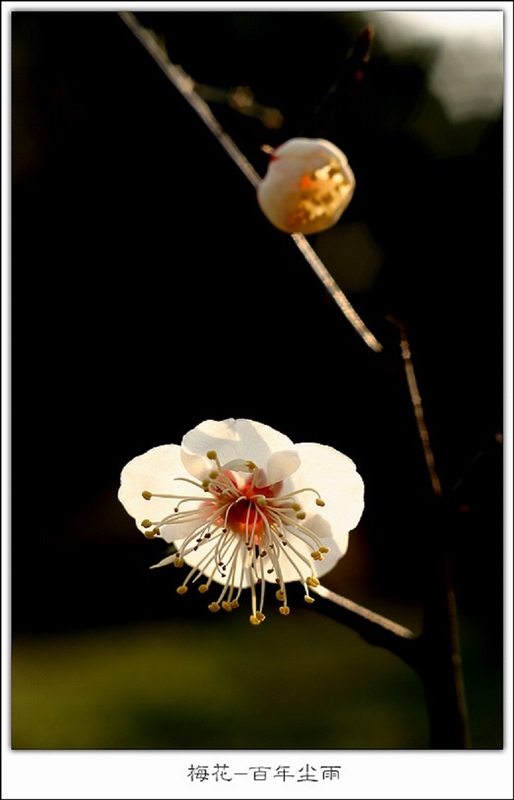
<box><xmin>11</xmin><ymin>10</ymin><xmax>504</xmax><ymax>751</ymax></box>
<box><xmin>12</xmin><ymin>609</ymin><xmax>503</xmax><ymax>750</ymax></box>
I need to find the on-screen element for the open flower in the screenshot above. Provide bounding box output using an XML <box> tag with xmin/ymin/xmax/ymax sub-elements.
<box><xmin>257</xmin><ymin>137</ymin><xmax>356</xmax><ymax>235</ymax></box>
<box><xmin>118</xmin><ymin>418</ymin><xmax>364</xmax><ymax>625</ymax></box>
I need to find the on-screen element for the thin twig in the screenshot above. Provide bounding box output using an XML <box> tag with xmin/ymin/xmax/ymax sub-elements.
<box><xmin>386</xmin><ymin>316</ymin><xmax>442</xmax><ymax>495</ymax></box>
<box><xmin>292</xmin><ymin>234</ymin><xmax>383</xmax><ymax>352</ymax></box>
<box><xmin>119</xmin><ymin>11</ymin><xmax>383</xmax><ymax>354</ymax></box>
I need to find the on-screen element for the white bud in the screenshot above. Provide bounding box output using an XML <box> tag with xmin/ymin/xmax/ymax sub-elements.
<box><xmin>257</xmin><ymin>137</ymin><xmax>356</xmax><ymax>235</ymax></box>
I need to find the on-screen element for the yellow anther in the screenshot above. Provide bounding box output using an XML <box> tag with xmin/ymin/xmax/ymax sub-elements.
<box><xmin>198</xmin><ymin>584</ymin><xmax>209</xmax><ymax>593</ymax></box>
<box><xmin>275</xmin><ymin>589</ymin><xmax>285</xmax><ymax>601</ymax></box>
<box><xmin>208</xmin><ymin>602</ymin><xmax>220</xmax><ymax>613</ymax></box>
<box><xmin>247</xmin><ymin>461</ymin><xmax>257</xmax><ymax>470</ymax></box>
<box><xmin>176</xmin><ymin>585</ymin><xmax>188</xmax><ymax>595</ymax></box>
<box><xmin>256</xmin><ymin>611</ymin><xmax>266</xmax><ymax>622</ymax></box>
<box><xmin>296</xmin><ymin>511</ymin><xmax>306</xmax><ymax>520</ymax></box>
<box><xmin>230</xmin><ymin>599</ymin><xmax>240</xmax><ymax>609</ymax></box>
<box><xmin>319</xmin><ymin>546</ymin><xmax>330</xmax><ymax>554</ymax></box>
<box><xmin>173</xmin><ymin>557</ymin><xmax>184</xmax><ymax>568</ymax></box>
<box><xmin>311</xmin><ymin>550</ymin><xmax>323</xmax><ymax>561</ymax></box>
<box><xmin>256</xmin><ymin>496</ymin><xmax>267</xmax><ymax>506</ymax></box>
<box><xmin>306</xmin><ymin>576</ymin><xmax>320</xmax><ymax>587</ymax></box>
<box><xmin>291</xmin><ymin>503</ymin><xmax>301</xmax><ymax>511</ymax></box>
<box><xmin>279</xmin><ymin>605</ymin><xmax>291</xmax><ymax>616</ymax></box>
<box><xmin>221</xmin><ymin>601</ymin><xmax>233</xmax><ymax>612</ymax></box>
<box><xmin>209</xmin><ymin>470</ymin><xmax>219</xmax><ymax>479</ymax></box>
<box><xmin>316</xmin><ymin>498</ymin><xmax>325</xmax><ymax>507</ymax></box>
<box><xmin>144</xmin><ymin>528</ymin><xmax>158</xmax><ymax>539</ymax></box>
<box><xmin>304</xmin><ymin>595</ymin><xmax>315</xmax><ymax>604</ymax></box>
<box><xmin>141</xmin><ymin>519</ymin><xmax>152</xmax><ymax>529</ymax></box>
<box><xmin>206</xmin><ymin>450</ymin><xmax>217</xmax><ymax>460</ymax></box>
<box><xmin>202</xmin><ymin>479</ymin><xmax>210</xmax><ymax>490</ymax></box>
<box><xmin>249</xmin><ymin>615</ymin><xmax>261</xmax><ymax>625</ymax></box>
<box><xmin>142</xmin><ymin>490</ymin><xmax>152</xmax><ymax>500</ymax></box>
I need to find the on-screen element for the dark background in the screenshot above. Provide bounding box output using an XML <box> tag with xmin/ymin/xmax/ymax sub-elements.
<box><xmin>11</xmin><ymin>10</ymin><xmax>504</xmax><ymax>749</ymax></box>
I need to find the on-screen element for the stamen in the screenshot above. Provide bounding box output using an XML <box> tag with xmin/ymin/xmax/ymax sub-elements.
<box><xmin>273</xmin><ymin>486</ymin><xmax>325</xmax><ymax>505</ymax></box>
<box><xmin>141</xmin><ymin>457</ymin><xmax>329</xmax><ymax>625</ymax></box>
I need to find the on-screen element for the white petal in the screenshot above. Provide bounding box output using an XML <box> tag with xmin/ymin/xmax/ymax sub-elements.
<box><xmin>290</xmin><ymin>442</ymin><xmax>365</xmax><ymax>550</ymax></box>
<box><xmin>256</xmin><ymin>449</ymin><xmax>301</xmax><ymax>487</ymax></box>
<box><xmin>181</xmin><ymin>418</ymin><xmax>295</xmax><ymax>478</ymax></box>
<box><xmin>118</xmin><ymin>444</ymin><xmax>203</xmax><ymax>537</ymax></box>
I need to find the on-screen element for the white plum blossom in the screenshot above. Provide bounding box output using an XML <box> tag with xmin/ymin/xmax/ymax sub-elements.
<box><xmin>257</xmin><ymin>137</ymin><xmax>356</xmax><ymax>235</ymax></box>
<box><xmin>118</xmin><ymin>418</ymin><xmax>364</xmax><ymax>625</ymax></box>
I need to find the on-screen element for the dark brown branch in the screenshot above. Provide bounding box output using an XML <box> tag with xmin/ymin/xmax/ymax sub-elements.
<box><xmin>387</xmin><ymin>317</ymin><xmax>470</xmax><ymax>748</ymax></box>
<box><xmin>118</xmin><ymin>10</ymin><xmax>383</xmax><ymax>355</ymax></box>
<box><xmin>309</xmin><ymin>584</ymin><xmax>422</xmax><ymax>670</ymax></box>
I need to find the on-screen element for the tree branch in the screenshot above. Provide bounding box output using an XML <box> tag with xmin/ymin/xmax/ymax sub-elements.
<box><xmin>309</xmin><ymin>584</ymin><xmax>421</xmax><ymax>669</ymax></box>
<box><xmin>387</xmin><ymin>317</ymin><xmax>470</xmax><ymax>748</ymax></box>
<box><xmin>118</xmin><ymin>10</ymin><xmax>383</xmax><ymax>354</ymax></box>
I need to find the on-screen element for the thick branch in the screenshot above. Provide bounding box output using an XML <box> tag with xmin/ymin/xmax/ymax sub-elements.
<box><xmin>307</xmin><ymin>584</ymin><xmax>422</xmax><ymax>670</ymax></box>
<box><xmin>388</xmin><ymin>318</ymin><xmax>470</xmax><ymax>748</ymax></box>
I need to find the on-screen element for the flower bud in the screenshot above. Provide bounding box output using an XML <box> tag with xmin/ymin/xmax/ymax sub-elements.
<box><xmin>257</xmin><ymin>137</ymin><xmax>355</xmax><ymax>235</ymax></box>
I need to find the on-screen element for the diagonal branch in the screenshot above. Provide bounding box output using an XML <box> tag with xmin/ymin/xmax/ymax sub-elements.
<box><xmin>309</xmin><ymin>584</ymin><xmax>421</xmax><ymax>669</ymax></box>
<box><xmin>118</xmin><ymin>10</ymin><xmax>383</xmax><ymax>354</ymax></box>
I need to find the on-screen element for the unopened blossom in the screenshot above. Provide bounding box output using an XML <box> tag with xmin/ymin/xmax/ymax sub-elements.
<box><xmin>118</xmin><ymin>418</ymin><xmax>364</xmax><ymax>625</ymax></box>
<box><xmin>257</xmin><ymin>137</ymin><xmax>356</xmax><ymax>235</ymax></box>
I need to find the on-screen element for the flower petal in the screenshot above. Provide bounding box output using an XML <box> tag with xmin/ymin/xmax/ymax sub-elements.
<box><xmin>256</xmin><ymin>449</ymin><xmax>301</xmax><ymax>487</ymax></box>
<box><xmin>291</xmin><ymin>442</ymin><xmax>365</xmax><ymax>549</ymax></box>
<box><xmin>118</xmin><ymin>444</ymin><xmax>203</xmax><ymax>539</ymax></box>
<box><xmin>181</xmin><ymin>418</ymin><xmax>295</xmax><ymax>478</ymax></box>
